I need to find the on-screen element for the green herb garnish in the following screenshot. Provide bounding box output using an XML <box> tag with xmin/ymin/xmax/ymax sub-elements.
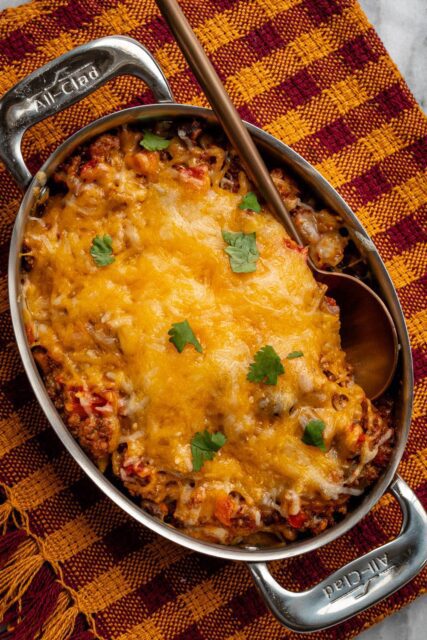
<box><xmin>90</xmin><ymin>235</ymin><xmax>115</xmax><ymax>267</ymax></box>
<box><xmin>239</xmin><ymin>191</ymin><xmax>261</xmax><ymax>213</ymax></box>
<box><xmin>222</xmin><ymin>230</ymin><xmax>259</xmax><ymax>273</ymax></box>
<box><xmin>302</xmin><ymin>419</ymin><xmax>327</xmax><ymax>451</ymax></box>
<box><xmin>191</xmin><ymin>430</ymin><xmax>227</xmax><ymax>472</ymax></box>
<box><xmin>140</xmin><ymin>130</ymin><xmax>170</xmax><ymax>151</ymax></box>
<box><xmin>247</xmin><ymin>345</ymin><xmax>284</xmax><ymax>385</ymax></box>
<box><xmin>168</xmin><ymin>320</ymin><xmax>202</xmax><ymax>353</ymax></box>
<box><xmin>287</xmin><ymin>351</ymin><xmax>304</xmax><ymax>359</ymax></box>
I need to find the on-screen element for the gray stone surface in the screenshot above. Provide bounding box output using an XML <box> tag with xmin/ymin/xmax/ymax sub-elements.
<box><xmin>360</xmin><ymin>0</ymin><xmax>427</xmax><ymax>112</ymax></box>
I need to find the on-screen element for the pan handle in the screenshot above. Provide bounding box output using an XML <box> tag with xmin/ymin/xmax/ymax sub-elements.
<box><xmin>249</xmin><ymin>476</ymin><xmax>427</xmax><ymax>633</ymax></box>
<box><xmin>0</xmin><ymin>35</ymin><xmax>174</xmax><ymax>189</ymax></box>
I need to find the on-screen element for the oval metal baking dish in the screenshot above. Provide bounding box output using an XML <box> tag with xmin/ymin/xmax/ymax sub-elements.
<box><xmin>1</xmin><ymin>36</ymin><xmax>425</xmax><ymax>633</ymax></box>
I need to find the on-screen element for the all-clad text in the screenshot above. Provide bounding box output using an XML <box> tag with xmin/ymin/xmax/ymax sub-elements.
<box><xmin>322</xmin><ymin>554</ymin><xmax>394</xmax><ymax>602</ymax></box>
<box><xmin>31</xmin><ymin>64</ymin><xmax>100</xmax><ymax>112</ymax></box>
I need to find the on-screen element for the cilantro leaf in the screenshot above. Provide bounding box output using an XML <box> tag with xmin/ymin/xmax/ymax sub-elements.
<box><xmin>191</xmin><ymin>430</ymin><xmax>227</xmax><ymax>472</ymax></box>
<box><xmin>302</xmin><ymin>419</ymin><xmax>327</xmax><ymax>451</ymax></box>
<box><xmin>90</xmin><ymin>235</ymin><xmax>115</xmax><ymax>267</ymax></box>
<box><xmin>287</xmin><ymin>351</ymin><xmax>304</xmax><ymax>359</ymax></box>
<box><xmin>247</xmin><ymin>345</ymin><xmax>284</xmax><ymax>385</ymax></box>
<box><xmin>239</xmin><ymin>191</ymin><xmax>261</xmax><ymax>213</ymax></box>
<box><xmin>222</xmin><ymin>230</ymin><xmax>259</xmax><ymax>273</ymax></box>
<box><xmin>168</xmin><ymin>320</ymin><xmax>202</xmax><ymax>353</ymax></box>
<box><xmin>140</xmin><ymin>130</ymin><xmax>170</xmax><ymax>151</ymax></box>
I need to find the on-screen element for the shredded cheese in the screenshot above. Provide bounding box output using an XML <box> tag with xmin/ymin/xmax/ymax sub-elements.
<box><xmin>22</xmin><ymin>127</ymin><xmax>389</xmax><ymax>540</ymax></box>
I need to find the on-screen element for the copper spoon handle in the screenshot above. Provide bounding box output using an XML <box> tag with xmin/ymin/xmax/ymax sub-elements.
<box><xmin>155</xmin><ymin>0</ymin><xmax>303</xmax><ymax>244</ymax></box>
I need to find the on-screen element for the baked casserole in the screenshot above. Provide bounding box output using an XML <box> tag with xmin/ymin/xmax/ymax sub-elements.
<box><xmin>21</xmin><ymin>120</ymin><xmax>393</xmax><ymax>545</ymax></box>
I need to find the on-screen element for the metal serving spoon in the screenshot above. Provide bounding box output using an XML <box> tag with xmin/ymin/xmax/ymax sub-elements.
<box><xmin>156</xmin><ymin>0</ymin><xmax>398</xmax><ymax>400</ymax></box>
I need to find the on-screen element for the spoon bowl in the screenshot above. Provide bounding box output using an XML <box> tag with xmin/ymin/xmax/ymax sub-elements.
<box><xmin>318</xmin><ymin>270</ymin><xmax>398</xmax><ymax>399</ymax></box>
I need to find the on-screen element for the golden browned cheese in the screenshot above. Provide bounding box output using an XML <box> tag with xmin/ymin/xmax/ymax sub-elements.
<box><xmin>22</xmin><ymin>127</ymin><xmax>389</xmax><ymax>543</ymax></box>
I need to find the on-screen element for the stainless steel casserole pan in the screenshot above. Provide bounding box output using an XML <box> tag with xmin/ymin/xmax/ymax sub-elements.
<box><xmin>1</xmin><ymin>36</ymin><xmax>425</xmax><ymax>633</ymax></box>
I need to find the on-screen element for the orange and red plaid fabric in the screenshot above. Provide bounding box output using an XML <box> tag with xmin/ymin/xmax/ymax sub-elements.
<box><xmin>0</xmin><ymin>1</ymin><xmax>426</xmax><ymax>639</ymax></box>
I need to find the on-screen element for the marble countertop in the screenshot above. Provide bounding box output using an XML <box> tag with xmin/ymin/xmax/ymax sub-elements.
<box><xmin>360</xmin><ymin>0</ymin><xmax>426</xmax><ymax>112</ymax></box>
<box><xmin>0</xmin><ymin>0</ymin><xmax>425</xmax><ymax>638</ymax></box>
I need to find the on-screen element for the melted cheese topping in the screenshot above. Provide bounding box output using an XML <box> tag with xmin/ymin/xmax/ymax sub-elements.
<box><xmin>23</xmin><ymin>129</ymin><xmax>376</xmax><ymax>530</ymax></box>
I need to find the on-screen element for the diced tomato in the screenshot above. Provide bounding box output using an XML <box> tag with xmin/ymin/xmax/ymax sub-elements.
<box><xmin>68</xmin><ymin>397</ymin><xmax>88</xmax><ymax>418</ymax></box>
<box><xmin>357</xmin><ymin>432</ymin><xmax>366</xmax><ymax>446</ymax></box>
<box><xmin>90</xmin><ymin>392</ymin><xmax>112</xmax><ymax>414</ymax></box>
<box><xmin>124</xmin><ymin>460</ymin><xmax>147</xmax><ymax>477</ymax></box>
<box><xmin>287</xmin><ymin>511</ymin><xmax>307</xmax><ymax>528</ymax></box>
<box><xmin>214</xmin><ymin>494</ymin><xmax>235</xmax><ymax>527</ymax></box>
<box><xmin>324</xmin><ymin>295</ymin><xmax>337</xmax><ymax>307</ymax></box>
<box><xmin>159</xmin><ymin>502</ymin><xmax>169</xmax><ymax>516</ymax></box>
<box><xmin>68</xmin><ymin>385</ymin><xmax>84</xmax><ymax>395</ymax></box>
<box><xmin>283</xmin><ymin>238</ymin><xmax>308</xmax><ymax>257</ymax></box>
<box><xmin>324</xmin><ymin>295</ymin><xmax>339</xmax><ymax>314</ymax></box>
<box><xmin>66</xmin><ymin>388</ymin><xmax>113</xmax><ymax>418</ymax></box>
<box><xmin>176</xmin><ymin>164</ymin><xmax>208</xmax><ymax>182</ymax></box>
<box><xmin>80</xmin><ymin>158</ymin><xmax>99</xmax><ymax>181</ymax></box>
<box><xmin>26</xmin><ymin>324</ymin><xmax>35</xmax><ymax>344</ymax></box>
<box><xmin>66</xmin><ymin>388</ymin><xmax>85</xmax><ymax>416</ymax></box>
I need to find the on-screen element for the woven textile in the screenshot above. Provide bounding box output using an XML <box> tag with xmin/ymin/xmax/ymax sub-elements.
<box><xmin>0</xmin><ymin>0</ymin><xmax>426</xmax><ymax>638</ymax></box>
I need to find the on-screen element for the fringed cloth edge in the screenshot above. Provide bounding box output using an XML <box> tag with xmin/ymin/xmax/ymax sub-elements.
<box><xmin>0</xmin><ymin>483</ymin><xmax>101</xmax><ymax>640</ymax></box>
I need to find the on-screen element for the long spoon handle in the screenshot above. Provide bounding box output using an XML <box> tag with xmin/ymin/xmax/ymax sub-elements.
<box><xmin>155</xmin><ymin>0</ymin><xmax>303</xmax><ymax>244</ymax></box>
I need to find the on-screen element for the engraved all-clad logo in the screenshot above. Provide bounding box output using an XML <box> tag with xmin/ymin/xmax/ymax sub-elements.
<box><xmin>31</xmin><ymin>64</ymin><xmax>100</xmax><ymax>112</ymax></box>
<box><xmin>322</xmin><ymin>554</ymin><xmax>396</xmax><ymax>603</ymax></box>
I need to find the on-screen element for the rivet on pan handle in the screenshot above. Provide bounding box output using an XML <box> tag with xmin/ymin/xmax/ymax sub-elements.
<box><xmin>0</xmin><ymin>35</ymin><xmax>174</xmax><ymax>189</ymax></box>
<box><xmin>248</xmin><ymin>476</ymin><xmax>427</xmax><ymax>633</ymax></box>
